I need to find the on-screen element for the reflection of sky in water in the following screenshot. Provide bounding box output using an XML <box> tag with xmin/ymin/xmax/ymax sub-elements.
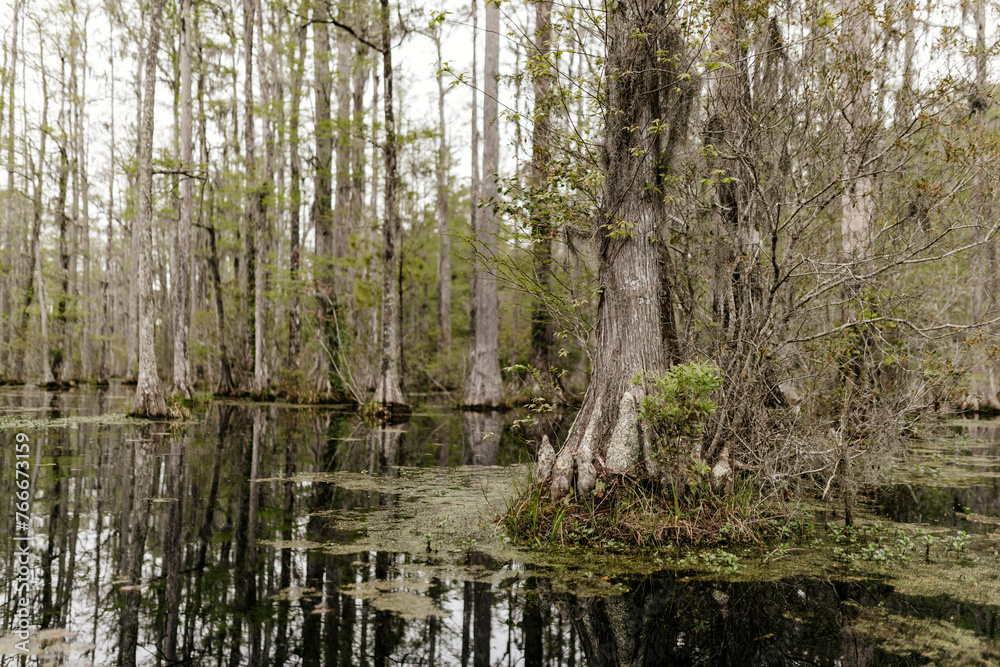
<box><xmin>0</xmin><ymin>385</ymin><xmax>998</xmax><ymax>665</ymax></box>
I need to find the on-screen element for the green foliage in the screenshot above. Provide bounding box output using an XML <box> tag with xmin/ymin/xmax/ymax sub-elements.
<box><xmin>829</xmin><ymin>522</ymin><xmax>917</xmax><ymax>565</ymax></box>
<box><xmin>635</xmin><ymin>362</ymin><xmax>722</xmax><ymax>440</ymax></box>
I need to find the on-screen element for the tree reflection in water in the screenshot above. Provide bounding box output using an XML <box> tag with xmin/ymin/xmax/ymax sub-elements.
<box><xmin>0</xmin><ymin>387</ymin><xmax>997</xmax><ymax>665</ymax></box>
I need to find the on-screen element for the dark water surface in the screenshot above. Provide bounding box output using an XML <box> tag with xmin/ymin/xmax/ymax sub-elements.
<box><xmin>0</xmin><ymin>386</ymin><xmax>998</xmax><ymax>666</ymax></box>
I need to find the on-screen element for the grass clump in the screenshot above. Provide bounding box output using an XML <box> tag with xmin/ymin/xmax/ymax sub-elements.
<box><xmin>502</xmin><ymin>468</ymin><xmax>794</xmax><ymax>549</ymax></box>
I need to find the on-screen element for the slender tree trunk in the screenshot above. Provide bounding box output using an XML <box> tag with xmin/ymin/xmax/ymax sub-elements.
<box><xmin>372</xmin><ymin>0</ymin><xmax>407</xmax><ymax>411</ymax></box>
<box><xmin>130</xmin><ymin>0</ymin><xmax>168</xmax><ymax>418</ymax></box>
<box><xmin>206</xmin><ymin>213</ymin><xmax>236</xmax><ymax>394</ymax></box>
<box><xmin>335</xmin><ymin>31</ymin><xmax>351</xmax><ymax>260</ymax></box>
<box><xmin>98</xmin><ymin>25</ymin><xmax>116</xmax><ymax>384</ymax></box>
<box><xmin>240</xmin><ymin>0</ymin><xmax>259</xmax><ymax>394</ymax></box>
<box><xmin>468</xmin><ymin>0</ymin><xmax>480</xmax><ymax>351</ymax></box>
<box><xmin>287</xmin><ymin>25</ymin><xmax>305</xmax><ymax>371</ymax></box>
<box><xmin>75</xmin><ymin>23</ymin><xmax>92</xmax><ymax>381</ymax></box>
<box><xmin>464</xmin><ymin>0</ymin><xmax>503</xmax><ymax>407</ymax></box>
<box><xmin>14</xmin><ymin>34</ymin><xmax>43</xmax><ymax>383</ymax></box>
<box><xmin>313</xmin><ymin>0</ymin><xmax>336</xmax><ymax>394</ymax></box>
<box><xmin>4</xmin><ymin>0</ymin><xmax>20</xmax><ymax>375</ymax></box>
<box><xmin>253</xmin><ymin>0</ymin><xmax>273</xmax><ymax>395</ymax></box>
<box><xmin>840</xmin><ymin>2</ymin><xmax>873</xmax><ymax>265</ymax></box>
<box><xmin>836</xmin><ymin>0</ymin><xmax>875</xmax><ymax>525</ymax></box>
<box><xmin>52</xmin><ymin>94</ymin><xmax>71</xmax><ymax>382</ymax></box>
<box><xmin>967</xmin><ymin>0</ymin><xmax>999</xmax><ymax>411</ymax></box>
<box><xmin>434</xmin><ymin>34</ymin><xmax>452</xmax><ymax>354</ymax></box>
<box><xmin>126</xmin><ymin>18</ymin><xmax>147</xmax><ymax>385</ymax></box>
<box><xmin>172</xmin><ymin>0</ymin><xmax>194</xmax><ymax>398</ymax></box>
<box><xmin>528</xmin><ymin>0</ymin><xmax>556</xmax><ymax>391</ymax></box>
<box><xmin>351</xmin><ymin>48</ymin><xmax>367</xmax><ymax>222</ymax></box>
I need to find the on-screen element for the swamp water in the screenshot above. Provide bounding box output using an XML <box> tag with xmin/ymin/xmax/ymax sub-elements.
<box><xmin>0</xmin><ymin>385</ymin><xmax>998</xmax><ymax>666</ymax></box>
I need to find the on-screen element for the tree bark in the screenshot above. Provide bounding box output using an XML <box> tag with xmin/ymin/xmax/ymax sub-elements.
<box><xmin>547</xmin><ymin>0</ymin><xmax>673</xmax><ymax>498</ymax></box>
<box><xmin>464</xmin><ymin>0</ymin><xmax>503</xmax><ymax>408</ymax></box>
<box><xmin>130</xmin><ymin>0</ymin><xmax>168</xmax><ymax>418</ymax></box>
<box><xmin>240</xmin><ymin>0</ymin><xmax>259</xmax><ymax>394</ymax></box>
<box><xmin>3</xmin><ymin>0</ymin><xmax>20</xmax><ymax>376</ymax></box>
<box><xmin>372</xmin><ymin>0</ymin><xmax>407</xmax><ymax>411</ymax></box>
<box><xmin>98</xmin><ymin>26</ymin><xmax>116</xmax><ymax>385</ymax></box>
<box><xmin>528</xmin><ymin>0</ymin><xmax>556</xmax><ymax>391</ymax></box>
<box><xmin>287</xmin><ymin>24</ymin><xmax>306</xmax><ymax>371</ymax></box>
<box><xmin>967</xmin><ymin>0</ymin><xmax>999</xmax><ymax>411</ymax></box>
<box><xmin>469</xmin><ymin>0</ymin><xmax>480</xmax><ymax>347</ymax></box>
<box><xmin>434</xmin><ymin>33</ymin><xmax>452</xmax><ymax>354</ymax></box>
<box><xmin>14</xmin><ymin>34</ymin><xmax>46</xmax><ymax>383</ymax></box>
<box><xmin>172</xmin><ymin>0</ymin><xmax>194</xmax><ymax>398</ymax></box>
<box><xmin>253</xmin><ymin>0</ymin><xmax>273</xmax><ymax>395</ymax></box>
<box><xmin>54</xmin><ymin>87</ymin><xmax>70</xmax><ymax>382</ymax></box>
<box><xmin>126</xmin><ymin>19</ymin><xmax>146</xmax><ymax>384</ymax></box>
<box><xmin>840</xmin><ymin>2</ymin><xmax>873</xmax><ymax>264</ymax></box>
<box><xmin>313</xmin><ymin>0</ymin><xmax>336</xmax><ymax>394</ymax></box>
<box><xmin>74</xmin><ymin>23</ymin><xmax>92</xmax><ymax>381</ymax></box>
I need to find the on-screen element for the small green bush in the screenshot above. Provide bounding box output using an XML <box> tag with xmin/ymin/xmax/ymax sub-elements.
<box><xmin>635</xmin><ymin>361</ymin><xmax>722</xmax><ymax>439</ymax></box>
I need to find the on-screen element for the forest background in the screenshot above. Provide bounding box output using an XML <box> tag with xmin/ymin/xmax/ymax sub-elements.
<box><xmin>1</xmin><ymin>0</ymin><xmax>1000</xmax><ymax>502</ymax></box>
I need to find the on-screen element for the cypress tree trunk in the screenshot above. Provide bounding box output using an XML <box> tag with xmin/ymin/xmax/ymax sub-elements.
<box><xmin>287</xmin><ymin>24</ymin><xmax>305</xmax><ymax>371</ymax></box>
<box><xmin>966</xmin><ymin>0</ymin><xmax>999</xmax><ymax>412</ymax></box>
<box><xmin>434</xmin><ymin>34</ymin><xmax>451</xmax><ymax>354</ymax></box>
<box><xmin>528</xmin><ymin>0</ymin><xmax>556</xmax><ymax>391</ymax></box>
<box><xmin>372</xmin><ymin>0</ymin><xmax>407</xmax><ymax>411</ymax></box>
<box><xmin>98</xmin><ymin>31</ymin><xmax>116</xmax><ymax>385</ymax></box>
<box><xmin>130</xmin><ymin>0</ymin><xmax>168</xmax><ymax>418</ymax></box>
<box><xmin>837</xmin><ymin>0</ymin><xmax>874</xmax><ymax>525</ymax></box>
<box><xmin>126</xmin><ymin>23</ymin><xmax>146</xmax><ymax>384</ymax></box>
<box><xmin>172</xmin><ymin>0</ymin><xmax>194</xmax><ymax>398</ymax></box>
<box><xmin>253</xmin><ymin>0</ymin><xmax>272</xmax><ymax>395</ymax></box>
<box><xmin>469</xmin><ymin>0</ymin><xmax>479</xmax><ymax>346</ymax></box>
<box><xmin>546</xmin><ymin>0</ymin><xmax>675</xmax><ymax>498</ymax></box>
<box><xmin>313</xmin><ymin>0</ymin><xmax>335</xmax><ymax>394</ymax></box>
<box><xmin>240</xmin><ymin>0</ymin><xmax>258</xmax><ymax>394</ymax></box>
<box><xmin>54</xmin><ymin>100</ymin><xmax>70</xmax><ymax>383</ymax></box>
<box><xmin>464</xmin><ymin>0</ymin><xmax>503</xmax><ymax>408</ymax></box>
<box><xmin>14</xmin><ymin>34</ymin><xmax>44</xmax><ymax>383</ymax></box>
<box><xmin>2</xmin><ymin>0</ymin><xmax>19</xmax><ymax>376</ymax></box>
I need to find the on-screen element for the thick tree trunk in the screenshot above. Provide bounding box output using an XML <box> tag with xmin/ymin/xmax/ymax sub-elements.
<box><xmin>434</xmin><ymin>35</ymin><xmax>452</xmax><ymax>354</ymax></box>
<box><xmin>130</xmin><ymin>0</ymin><xmax>168</xmax><ymax>418</ymax></box>
<box><xmin>464</xmin><ymin>0</ymin><xmax>503</xmax><ymax>408</ymax></box>
<box><xmin>528</xmin><ymin>0</ymin><xmax>556</xmax><ymax>391</ymax></box>
<box><xmin>372</xmin><ymin>0</ymin><xmax>407</xmax><ymax>411</ymax></box>
<box><xmin>547</xmin><ymin>0</ymin><xmax>672</xmax><ymax>499</ymax></box>
<box><xmin>172</xmin><ymin>0</ymin><xmax>194</xmax><ymax>399</ymax></box>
